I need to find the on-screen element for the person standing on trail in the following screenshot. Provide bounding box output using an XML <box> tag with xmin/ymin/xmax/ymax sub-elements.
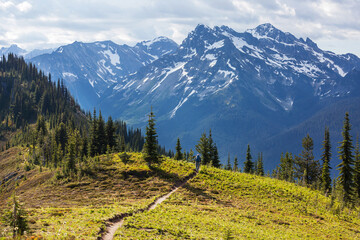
<box><xmin>195</xmin><ymin>154</ymin><xmax>201</xmax><ymax>172</ymax></box>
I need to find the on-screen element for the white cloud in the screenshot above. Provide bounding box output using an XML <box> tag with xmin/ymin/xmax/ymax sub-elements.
<box><xmin>0</xmin><ymin>1</ymin><xmax>14</xmax><ymax>10</ymax></box>
<box><xmin>0</xmin><ymin>0</ymin><xmax>358</xmax><ymax>56</ymax></box>
<box><xmin>16</xmin><ymin>1</ymin><xmax>31</xmax><ymax>12</ymax></box>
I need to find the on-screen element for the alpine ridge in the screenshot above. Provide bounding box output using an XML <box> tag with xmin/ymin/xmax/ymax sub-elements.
<box><xmin>30</xmin><ymin>37</ymin><xmax>178</xmax><ymax>110</ymax></box>
<box><xmin>25</xmin><ymin>23</ymin><xmax>360</xmax><ymax>169</ymax></box>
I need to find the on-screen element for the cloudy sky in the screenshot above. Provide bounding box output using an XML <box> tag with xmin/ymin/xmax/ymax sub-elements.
<box><xmin>0</xmin><ymin>0</ymin><xmax>359</xmax><ymax>56</ymax></box>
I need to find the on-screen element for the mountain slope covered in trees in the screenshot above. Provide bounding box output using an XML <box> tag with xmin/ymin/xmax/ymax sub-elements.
<box><xmin>0</xmin><ymin>54</ymin><xmax>146</xmax><ymax>168</ymax></box>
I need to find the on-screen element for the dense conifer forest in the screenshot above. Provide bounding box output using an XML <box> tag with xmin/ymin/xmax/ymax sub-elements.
<box><xmin>0</xmin><ymin>54</ymin><xmax>145</xmax><ymax>175</ymax></box>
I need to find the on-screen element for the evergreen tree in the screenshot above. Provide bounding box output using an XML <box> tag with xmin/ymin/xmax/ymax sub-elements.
<box><xmin>244</xmin><ymin>144</ymin><xmax>253</xmax><ymax>173</ymax></box>
<box><xmin>65</xmin><ymin>131</ymin><xmax>77</xmax><ymax>174</ymax></box>
<box><xmin>119</xmin><ymin>135</ymin><xmax>126</xmax><ymax>152</ymax></box>
<box><xmin>55</xmin><ymin>122</ymin><xmax>67</xmax><ymax>153</ymax></box>
<box><xmin>354</xmin><ymin>135</ymin><xmax>360</xmax><ymax>199</ymax></box>
<box><xmin>337</xmin><ymin>112</ymin><xmax>355</xmax><ymax>204</ymax></box>
<box><xmin>321</xmin><ymin>127</ymin><xmax>332</xmax><ymax>194</ymax></box>
<box><xmin>174</xmin><ymin>137</ymin><xmax>183</xmax><ymax>160</ymax></box>
<box><xmin>3</xmin><ymin>195</ymin><xmax>28</xmax><ymax>237</ymax></box>
<box><xmin>208</xmin><ymin>130</ymin><xmax>220</xmax><ymax>167</ymax></box>
<box><xmin>256</xmin><ymin>152</ymin><xmax>264</xmax><ymax>176</ymax></box>
<box><xmin>188</xmin><ymin>149</ymin><xmax>195</xmax><ymax>162</ymax></box>
<box><xmin>81</xmin><ymin>136</ymin><xmax>88</xmax><ymax>158</ymax></box>
<box><xmin>233</xmin><ymin>156</ymin><xmax>238</xmax><ymax>172</ymax></box>
<box><xmin>97</xmin><ymin>111</ymin><xmax>106</xmax><ymax>154</ymax></box>
<box><xmin>143</xmin><ymin>108</ymin><xmax>159</xmax><ymax>166</ymax></box>
<box><xmin>295</xmin><ymin>134</ymin><xmax>320</xmax><ymax>186</ymax></box>
<box><xmin>106</xmin><ymin>116</ymin><xmax>116</xmax><ymax>150</ymax></box>
<box><xmin>279</xmin><ymin>152</ymin><xmax>294</xmax><ymax>182</ymax></box>
<box><xmin>196</xmin><ymin>132</ymin><xmax>210</xmax><ymax>165</ymax></box>
<box><xmin>90</xmin><ymin>109</ymin><xmax>98</xmax><ymax>156</ymax></box>
<box><xmin>225</xmin><ymin>153</ymin><xmax>232</xmax><ymax>170</ymax></box>
<box><xmin>212</xmin><ymin>143</ymin><xmax>221</xmax><ymax>168</ymax></box>
<box><xmin>36</xmin><ymin>115</ymin><xmax>47</xmax><ymax>138</ymax></box>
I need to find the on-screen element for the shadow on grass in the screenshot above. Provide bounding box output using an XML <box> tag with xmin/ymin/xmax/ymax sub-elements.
<box><xmin>181</xmin><ymin>182</ymin><xmax>233</xmax><ymax>207</ymax></box>
<box><xmin>149</xmin><ymin>165</ymin><xmax>185</xmax><ymax>185</ymax></box>
<box><xmin>149</xmin><ymin>165</ymin><xmax>231</xmax><ymax>207</ymax></box>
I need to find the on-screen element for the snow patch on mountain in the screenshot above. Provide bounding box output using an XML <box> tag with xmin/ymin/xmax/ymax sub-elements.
<box><xmin>225</xmin><ymin>35</ymin><xmax>247</xmax><ymax>53</ymax></box>
<box><xmin>62</xmin><ymin>72</ymin><xmax>78</xmax><ymax>79</ymax></box>
<box><xmin>291</xmin><ymin>62</ymin><xmax>324</xmax><ymax>78</ymax></box>
<box><xmin>102</xmin><ymin>49</ymin><xmax>120</xmax><ymax>66</ymax></box>
<box><xmin>150</xmin><ymin>62</ymin><xmax>187</xmax><ymax>93</ymax></box>
<box><xmin>207</xmin><ymin>40</ymin><xmax>224</xmax><ymax>50</ymax></box>
<box><xmin>201</xmin><ymin>54</ymin><xmax>216</xmax><ymax>61</ymax></box>
<box><xmin>142</xmin><ymin>36</ymin><xmax>170</xmax><ymax>47</ymax></box>
<box><xmin>209</xmin><ymin>60</ymin><xmax>217</xmax><ymax>67</ymax></box>
<box><xmin>170</xmin><ymin>89</ymin><xmax>197</xmax><ymax>118</ymax></box>
<box><xmin>227</xmin><ymin>60</ymin><xmax>237</xmax><ymax>71</ymax></box>
<box><xmin>184</xmin><ymin>48</ymin><xmax>197</xmax><ymax>59</ymax></box>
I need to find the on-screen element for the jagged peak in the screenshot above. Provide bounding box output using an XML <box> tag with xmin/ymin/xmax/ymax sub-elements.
<box><xmin>255</xmin><ymin>23</ymin><xmax>276</xmax><ymax>32</ymax></box>
<box><xmin>246</xmin><ymin>23</ymin><xmax>281</xmax><ymax>37</ymax></box>
<box><xmin>137</xmin><ymin>36</ymin><xmax>177</xmax><ymax>48</ymax></box>
<box><xmin>305</xmin><ymin>37</ymin><xmax>319</xmax><ymax>49</ymax></box>
<box><xmin>195</xmin><ymin>23</ymin><xmax>212</xmax><ymax>31</ymax></box>
<box><xmin>246</xmin><ymin>23</ymin><xmax>298</xmax><ymax>44</ymax></box>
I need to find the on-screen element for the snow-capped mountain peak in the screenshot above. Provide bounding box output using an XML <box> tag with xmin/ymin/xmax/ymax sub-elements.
<box><xmin>30</xmin><ymin>37</ymin><xmax>179</xmax><ymax>110</ymax></box>
<box><xmin>246</xmin><ymin>23</ymin><xmax>297</xmax><ymax>44</ymax></box>
<box><xmin>135</xmin><ymin>36</ymin><xmax>178</xmax><ymax>59</ymax></box>
<box><xmin>16</xmin><ymin>23</ymin><xmax>360</xmax><ymax>167</ymax></box>
<box><xmin>103</xmin><ymin>23</ymin><xmax>360</xmax><ymax>122</ymax></box>
<box><xmin>0</xmin><ymin>44</ymin><xmax>54</xmax><ymax>59</ymax></box>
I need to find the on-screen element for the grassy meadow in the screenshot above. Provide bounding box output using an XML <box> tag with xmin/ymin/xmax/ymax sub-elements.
<box><xmin>0</xmin><ymin>148</ymin><xmax>194</xmax><ymax>239</ymax></box>
<box><xmin>116</xmin><ymin>166</ymin><xmax>360</xmax><ymax>239</ymax></box>
<box><xmin>0</xmin><ymin>147</ymin><xmax>359</xmax><ymax>239</ymax></box>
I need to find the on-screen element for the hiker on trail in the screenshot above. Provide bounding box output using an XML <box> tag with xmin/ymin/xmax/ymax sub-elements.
<box><xmin>195</xmin><ymin>154</ymin><xmax>201</xmax><ymax>172</ymax></box>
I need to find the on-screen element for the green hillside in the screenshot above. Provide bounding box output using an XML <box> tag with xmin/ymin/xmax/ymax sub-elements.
<box><xmin>1</xmin><ymin>148</ymin><xmax>359</xmax><ymax>239</ymax></box>
<box><xmin>0</xmin><ymin>148</ymin><xmax>193</xmax><ymax>239</ymax></box>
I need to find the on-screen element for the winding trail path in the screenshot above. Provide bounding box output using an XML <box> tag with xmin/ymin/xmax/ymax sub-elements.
<box><xmin>99</xmin><ymin>171</ymin><xmax>197</xmax><ymax>240</ymax></box>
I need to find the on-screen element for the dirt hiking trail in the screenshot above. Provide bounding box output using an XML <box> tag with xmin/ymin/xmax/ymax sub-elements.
<box><xmin>99</xmin><ymin>171</ymin><xmax>197</xmax><ymax>240</ymax></box>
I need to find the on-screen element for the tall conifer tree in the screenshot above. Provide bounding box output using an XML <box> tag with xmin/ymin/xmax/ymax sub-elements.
<box><xmin>174</xmin><ymin>137</ymin><xmax>183</xmax><ymax>160</ymax></box>
<box><xmin>90</xmin><ymin>109</ymin><xmax>97</xmax><ymax>156</ymax></box>
<box><xmin>97</xmin><ymin>111</ymin><xmax>106</xmax><ymax>154</ymax></box>
<box><xmin>65</xmin><ymin>131</ymin><xmax>76</xmax><ymax>174</ymax></box>
<box><xmin>212</xmin><ymin>144</ymin><xmax>221</xmax><ymax>168</ymax></box>
<box><xmin>208</xmin><ymin>130</ymin><xmax>220</xmax><ymax>167</ymax></box>
<box><xmin>225</xmin><ymin>153</ymin><xmax>232</xmax><ymax>170</ymax></box>
<box><xmin>354</xmin><ymin>135</ymin><xmax>360</xmax><ymax>199</ymax></box>
<box><xmin>106</xmin><ymin>116</ymin><xmax>116</xmax><ymax>150</ymax></box>
<box><xmin>280</xmin><ymin>152</ymin><xmax>294</xmax><ymax>182</ymax></box>
<box><xmin>296</xmin><ymin>134</ymin><xmax>320</xmax><ymax>186</ymax></box>
<box><xmin>143</xmin><ymin>107</ymin><xmax>159</xmax><ymax>166</ymax></box>
<box><xmin>244</xmin><ymin>144</ymin><xmax>253</xmax><ymax>173</ymax></box>
<box><xmin>337</xmin><ymin>112</ymin><xmax>354</xmax><ymax>204</ymax></box>
<box><xmin>196</xmin><ymin>132</ymin><xmax>210</xmax><ymax>165</ymax></box>
<box><xmin>321</xmin><ymin>127</ymin><xmax>332</xmax><ymax>194</ymax></box>
<box><xmin>233</xmin><ymin>156</ymin><xmax>238</xmax><ymax>172</ymax></box>
<box><xmin>256</xmin><ymin>152</ymin><xmax>264</xmax><ymax>176</ymax></box>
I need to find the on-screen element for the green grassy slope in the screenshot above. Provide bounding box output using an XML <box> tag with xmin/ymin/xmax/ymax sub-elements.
<box><xmin>1</xmin><ymin>148</ymin><xmax>360</xmax><ymax>239</ymax></box>
<box><xmin>0</xmin><ymin>148</ymin><xmax>193</xmax><ymax>239</ymax></box>
<box><xmin>118</xmin><ymin>167</ymin><xmax>360</xmax><ymax>239</ymax></box>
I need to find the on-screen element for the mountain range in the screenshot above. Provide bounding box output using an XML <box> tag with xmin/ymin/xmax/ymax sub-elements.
<box><xmin>0</xmin><ymin>44</ymin><xmax>54</xmax><ymax>60</ymax></box>
<box><xmin>4</xmin><ymin>23</ymin><xmax>360</xmax><ymax>170</ymax></box>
